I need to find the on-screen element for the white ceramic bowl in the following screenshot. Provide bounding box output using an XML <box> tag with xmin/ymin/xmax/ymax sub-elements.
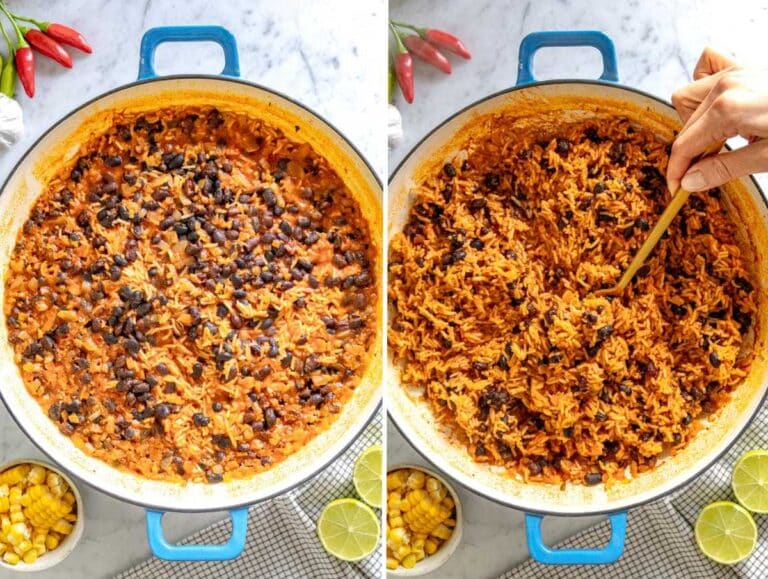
<box><xmin>387</xmin><ymin>464</ymin><xmax>463</xmax><ymax>577</ymax></box>
<box><xmin>0</xmin><ymin>459</ymin><xmax>84</xmax><ymax>572</ymax></box>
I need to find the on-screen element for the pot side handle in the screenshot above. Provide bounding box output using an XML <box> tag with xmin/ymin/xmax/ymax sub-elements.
<box><xmin>145</xmin><ymin>507</ymin><xmax>249</xmax><ymax>561</ymax></box>
<box><xmin>138</xmin><ymin>25</ymin><xmax>241</xmax><ymax>80</ymax></box>
<box><xmin>516</xmin><ymin>30</ymin><xmax>619</xmax><ymax>86</ymax></box>
<box><xmin>525</xmin><ymin>511</ymin><xmax>627</xmax><ymax>565</ymax></box>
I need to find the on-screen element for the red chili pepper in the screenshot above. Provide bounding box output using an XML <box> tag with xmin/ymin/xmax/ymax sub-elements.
<box><xmin>392</xmin><ymin>21</ymin><xmax>472</xmax><ymax>60</ymax></box>
<box><xmin>22</xmin><ymin>27</ymin><xmax>72</xmax><ymax>68</ymax></box>
<box><xmin>14</xmin><ymin>44</ymin><xmax>34</xmax><ymax>98</ymax></box>
<box><xmin>40</xmin><ymin>23</ymin><xmax>92</xmax><ymax>54</ymax></box>
<box><xmin>423</xmin><ymin>29</ymin><xmax>471</xmax><ymax>60</ymax></box>
<box><xmin>403</xmin><ymin>34</ymin><xmax>451</xmax><ymax>74</ymax></box>
<box><xmin>390</xmin><ymin>24</ymin><xmax>414</xmax><ymax>103</ymax></box>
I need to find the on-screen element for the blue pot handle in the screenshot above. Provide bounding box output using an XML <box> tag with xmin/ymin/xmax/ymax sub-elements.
<box><xmin>146</xmin><ymin>507</ymin><xmax>249</xmax><ymax>561</ymax></box>
<box><xmin>525</xmin><ymin>511</ymin><xmax>627</xmax><ymax>565</ymax></box>
<box><xmin>138</xmin><ymin>25</ymin><xmax>240</xmax><ymax>80</ymax></box>
<box><xmin>516</xmin><ymin>30</ymin><xmax>618</xmax><ymax>86</ymax></box>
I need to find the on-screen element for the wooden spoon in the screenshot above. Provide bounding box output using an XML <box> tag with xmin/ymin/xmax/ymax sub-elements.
<box><xmin>595</xmin><ymin>141</ymin><xmax>724</xmax><ymax>297</ymax></box>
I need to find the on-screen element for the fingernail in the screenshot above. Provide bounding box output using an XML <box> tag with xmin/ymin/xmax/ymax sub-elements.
<box><xmin>681</xmin><ymin>170</ymin><xmax>706</xmax><ymax>191</ymax></box>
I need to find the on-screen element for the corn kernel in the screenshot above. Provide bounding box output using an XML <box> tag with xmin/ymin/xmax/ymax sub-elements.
<box><xmin>394</xmin><ymin>544</ymin><xmax>412</xmax><ymax>560</ymax></box>
<box><xmin>22</xmin><ymin>550</ymin><xmax>38</xmax><ymax>564</ymax></box>
<box><xmin>389</xmin><ymin>515</ymin><xmax>404</xmax><ymax>528</ymax></box>
<box><xmin>431</xmin><ymin>523</ymin><xmax>452</xmax><ymax>540</ymax></box>
<box><xmin>413</xmin><ymin>548</ymin><xmax>426</xmax><ymax>561</ymax></box>
<box><xmin>402</xmin><ymin>553</ymin><xmax>417</xmax><ymax>569</ymax></box>
<box><xmin>45</xmin><ymin>535</ymin><xmax>59</xmax><ymax>550</ymax></box>
<box><xmin>425</xmin><ymin>538</ymin><xmax>439</xmax><ymax>555</ymax></box>
<box><xmin>0</xmin><ymin>498</ymin><xmax>8</xmax><ymax>513</ymax></box>
<box><xmin>15</xmin><ymin>540</ymin><xmax>31</xmax><ymax>554</ymax></box>
<box><xmin>3</xmin><ymin>551</ymin><xmax>20</xmax><ymax>565</ymax></box>
<box><xmin>406</xmin><ymin>470</ymin><xmax>426</xmax><ymax>490</ymax></box>
<box><xmin>52</xmin><ymin>519</ymin><xmax>73</xmax><ymax>535</ymax></box>
<box><xmin>9</xmin><ymin>487</ymin><xmax>22</xmax><ymax>505</ymax></box>
<box><xmin>386</xmin><ymin>557</ymin><xmax>399</xmax><ymax>570</ymax></box>
<box><xmin>27</xmin><ymin>467</ymin><xmax>46</xmax><ymax>486</ymax></box>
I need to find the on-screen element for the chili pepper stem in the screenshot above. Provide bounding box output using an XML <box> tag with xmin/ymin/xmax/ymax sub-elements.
<box><xmin>6</xmin><ymin>13</ymin><xmax>45</xmax><ymax>30</ymax></box>
<box><xmin>0</xmin><ymin>4</ymin><xmax>28</xmax><ymax>47</ymax></box>
<box><xmin>389</xmin><ymin>20</ymin><xmax>427</xmax><ymax>35</ymax></box>
<box><xmin>389</xmin><ymin>22</ymin><xmax>408</xmax><ymax>54</ymax></box>
<box><xmin>0</xmin><ymin>16</ymin><xmax>13</xmax><ymax>53</ymax></box>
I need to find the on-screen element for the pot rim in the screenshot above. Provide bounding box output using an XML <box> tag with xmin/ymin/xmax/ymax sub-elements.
<box><xmin>387</xmin><ymin>78</ymin><xmax>768</xmax><ymax>516</ymax></box>
<box><xmin>0</xmin><ymin>73</ymin><xmax>383</xmax><ymax>512</ymax></box>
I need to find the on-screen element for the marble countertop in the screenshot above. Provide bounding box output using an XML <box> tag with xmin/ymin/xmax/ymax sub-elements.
<box><xmin>0</xmin><ymin>1</ymin><xmax>382</xmax><ymax>578</ymax></box>
<box><xmin>388</xmin><ymin>1</ymin><xmax>768</xmax><ymax>578</ymax></box>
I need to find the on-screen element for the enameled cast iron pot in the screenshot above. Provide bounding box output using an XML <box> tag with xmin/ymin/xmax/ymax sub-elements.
<box><xmin>0</xmin><ymin>26</ymin><xmax>382</xmax><ymax>561</ymax></box>
<box><xmin>388</xmin><ymin>30</ymin><xmax>768</xmax><ymax>565</ymax></box>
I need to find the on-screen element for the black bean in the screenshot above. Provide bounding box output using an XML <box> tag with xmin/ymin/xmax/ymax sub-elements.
<box><xmin>586</xmin><ymin>341</ymin><xmax>602</xmax><ymax>357</ymax></box>
<box><xmin>163</xmin><ymin>152</ymin><xmax>185</xmax><ymax>170</ymax></box>
<box><xmin>484</xmin><ymin>173</ymin><xmax>500</xmax><ymax>190</ymax></box>
<box><xmin>709</xmin><ymin>352</ymin><xmax>721</xmax><ymax>368</ymax></box>
<box><xmin>105</xmin><ymin>155</ymin><xmax>123</xmax><ymax>167</ymax></box>
<box><xmin>556</xmin><ymin>138</ymin><xmax>570</xmax><ymax>154</ymax></box>
<box><xmin>469</xmin><ymin>238</ymin><xmax>484</xmax><ymax>250</ymax></box>
<box><xmin>443</xmin><ymin>163</ymin><xmax>456</xmax><ymax>178</ymax></box>
<box><xmin>192</xmin><ymin>362</ymin><xmax>204</xmax><ymax>380</ymax></box>
<box><xmin>468</xmin><ymin>197</ymin><xmax>488</xmax><ymax>212</ymax></box>
<box><xmin>48</xmin><ymin>403</ymin><xmax>62</xmax><ymax>421</ymax></box>
<box><xmin>155</xmin><ymin>404</ymin><xmax>171</xmax><ymax>419</ymax></box>
<box><xmin>734</xmin><ymin>276</ymin><xmax>754</xmax><ymax>293</ymax></box>
<box><xmin>206</xmin><ymin>472</ymin><xmax>223</xmax><ymax>484</ymax></box>
<box><xmin>123</xmin><ymin>427</ymin><xmax>137</xmax><ymax>440</ymax></box>
<box><xmin>261</xmin><ymin>188</ymin><xmax>277</xmax><ymax>207</ymax></box>
<box><xmin>279</xmin><ymin>221</ymin><xmax>293</xmax><ymax>236</ymax></box>
<box><xmin>597</xmin><ymin>325</ymin><xmax>614</xmax><ymax>340</ymax></box>
<box><xmin>670</xmin><ymin>303</ymin><xmax>687</xmax><ymax>316</ymax></box>
<box><xmin>585</xmin><ymin>472</ymin><xmax>603</xmax><ymax>486</ymax></box>
<box><xmin>635</xmin><ymin>264</ymin><xmax>651</xmax><ymax>279</ymax></box>
<box><xmin>213</xmin><ymin>401</ymin><xmax>223</xmax><ymax>412</ymax></box>
<box><xmin>619</xmin><ymin>383</ymin><xmax>632</xmax><ymax>395</ymax></box>
<box><xmin>595</xmin><ymin>411</ymin><xmax>608</xmax><ymax>422</ymax></box>
<box><xmin>193</xmin><ymin>412</ymin><xmax>210</xmax><ymax>427</ymax></box>
<box><xmin>124</xmin><ymin>338</ymin><xmax>140</xmax><ymax>354</ymax></box>
<box><xmin>264</xmin><ymin>408</ymin><xmax>277</xmax><ymax>429</ymax></box>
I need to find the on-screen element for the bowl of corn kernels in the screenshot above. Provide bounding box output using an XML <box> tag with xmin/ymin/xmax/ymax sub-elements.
<box><xmin>0</xmin><ymin>460</ymin><xmax>83</xmax><ymax>571</ymax></box>
<box><xmin>386</xmin><ymin>464</ymin><xmax>462</xmax><ymax>575</ymax></box>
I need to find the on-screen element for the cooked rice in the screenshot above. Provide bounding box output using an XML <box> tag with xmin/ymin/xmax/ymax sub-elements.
<box><xmin>388</xmin><ymin>115</ymin><xmax>757</xmax><ymax>486</ymax></box>
<box><xmin>5</xmin><ymin>106</ymin><xmax>377</xmax><ymax>484</ymax></box>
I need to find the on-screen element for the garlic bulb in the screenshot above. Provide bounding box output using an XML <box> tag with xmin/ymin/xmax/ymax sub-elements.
<box><xmin>0</xmin><ymin>94</ymin><xmax>24</xmax><ymax>150</ymax></box>
<box><xmin>388</xmin><ymin>104</ymin><xmax>403</xmax><ymax>149</ymax></box>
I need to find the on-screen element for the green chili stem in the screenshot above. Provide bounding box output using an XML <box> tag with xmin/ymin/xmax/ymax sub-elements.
<box><xmin>0</xmin><ymin>17</ymin><xmax>13</xmax><ymax>54</ymax></box>
<box><xmin>389</xmin><ymin>22</ymin><xmax>408</xmax><ymax>54</ymax></box>
<box><xmin>389</xmin><ymin>20</ymin><xmax>426</xmax><ymax>35</ymax></box>
<box><xmin>0</xmin><ymin>3</ymin><xmax>26</xmax><ymax>46</ymax></box>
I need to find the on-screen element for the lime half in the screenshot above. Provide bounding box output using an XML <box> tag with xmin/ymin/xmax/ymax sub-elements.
<box><xmin>695</xmin><ymin>501</ymin><xmax>757</xmax><ymax>564</ymax></box>
<box><xmin>354</xmin><ymin>445</ymin><xmax>383</xmax><ymax>508</ymax></box>
<box><xmin>317</xmin><ymin>498</ymin><xmax>380</xmax><ymax>561</ymax></box>
<box><xmin>733</xmin><ymin>449</ymin><xmax>768</xmax><ymax>513</ymax></box>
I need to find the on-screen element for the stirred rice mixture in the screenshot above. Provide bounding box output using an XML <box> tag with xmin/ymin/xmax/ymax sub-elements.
<box><xmin>389</xmin><ymin>115</ymin><xmax>757</xmax><ymax>486</ymax></box>
<box><xmin>5</xmin><ymin>106</ymin><xmax>377</xmax><ymax>484</ymax></box>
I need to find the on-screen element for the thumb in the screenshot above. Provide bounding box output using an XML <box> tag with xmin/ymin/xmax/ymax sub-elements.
<box><xmin>680</xmin><ymin>140</ymin><xmax>768</xmax><ymax>191</ymax></box>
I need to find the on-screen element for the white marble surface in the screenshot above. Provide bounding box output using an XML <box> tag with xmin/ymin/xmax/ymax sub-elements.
<box><xmin>388</xmin><ymin>1</ymin><xmax>768</xmax><ymax>578</ymax></box>
<box><xmin>0</xmin><ymin>1</ymin><xmax>383</xmax><ymax>578</ymax></box>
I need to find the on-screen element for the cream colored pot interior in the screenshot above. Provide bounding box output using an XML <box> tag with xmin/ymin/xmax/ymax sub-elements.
<box><xmin>0</xmin><ymin>77</ymin><xmax>382</xmax><ymax>512</ymax></box>
<box><xmin>388</xmin><ymin>82</ymin><xmax>768</xmax><ymax>515</ymax></box>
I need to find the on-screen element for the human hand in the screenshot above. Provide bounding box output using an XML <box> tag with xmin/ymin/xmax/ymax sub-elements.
<box><xmin>667</xmin><ymin>47</ymin><xmax>768</xmax><ymax>193</ymax></box>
